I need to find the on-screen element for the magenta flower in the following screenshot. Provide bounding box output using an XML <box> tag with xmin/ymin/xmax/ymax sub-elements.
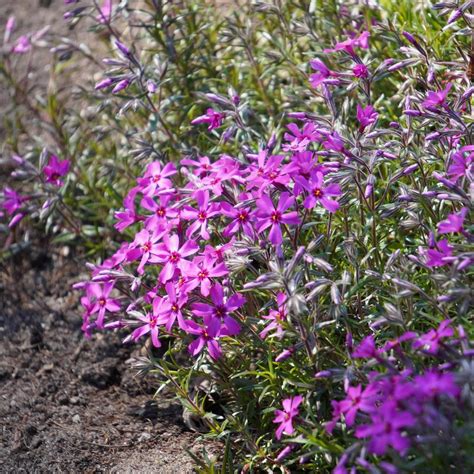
<box><xmin>282</xmin><ymin>122</ymin><xmax>322</xmax><ymax>152</ymax></box>
<box><xmin>322</xmin><ymin>131</ymin><xmax>346</xmax><ymax>153</ymax></box>
<box><xmin>356</xmin><ymin>104</ymin><xmax>378</xmax><ymax>131</ymax></box>
<box><xmin>191</xmin><ymin>108</ymin><xmax>224</xmax><ymax>131</ymax></box>
<box><xmin>43</xmin><ymin>154</ymin><xmax>70</xmax><ymax>186</ymax></box>
<box><xmin>158</xmin><ymin>282</ymin><xmax>188</xmax><ymax>331</ymax></box>
<box><xmin>191</xmin><ymin>283</ymin><xmax>245</xmax><ymax>336</ymax></box>
<box><xmin>181</xmin><ymin>255</ymin><xmax>228</xmax><ymax>297</ymax></box>
<box><xmin>141</xmin><ymin>193</ymin><xmax>179</xmax><ymax>231</ymax></box>
<box><xmin>221</xmin><ymin>201</ymin><xmax>254</xmax><ymax>238</ymax></box>
<box><xmin>2</xmin><ymin>187</ymin><xmax>24</xmax><ymax>215</ymax></box>
<box><xmin>88</xmin><ymin>282</ymin><xmax>121</xmax><ymax>328</ymax></box>
<box><xmin>324</xmin><ymin>31</ymin><xmax>370</xmax><ymax>55</ymax></box>
<box><xmin>447</xmin><ymin>146</ymin><xmax>473</xmax><ymax>182</ymax></box>
<box><xmin>422</xmin><ymin>83</ymin><xmax>452</xmax><ymax>110</ymax></box>
<box><xmin>352</xmin><ymin>335</ymin><xmax>380</xmax><ymax>359</ymax></box>
<box><xmin>295</xmin><ymin>172</ymin><xmax>341</xmax><ymax>212</ymax></box>
<box><xmin>353</xmin><ymin>63</ymin><xmax>369</xmax><ymax>78</ymax></box>
<box><xmin>180</xmin><ymin>156</ymin><xmax>213</xmax><ymax>177</ymax></box>
<box><xmin>124</xmin><ymin>311</ymin><xmax>162</xmax><ymax>348</ymax></box>
<box><xmin>438</xmin><ymin>208</ymin><xmax>468</xmax><ymax>234</ymax></box>
<box><xmin>126</xmin><ymin>228</ymin><xmax>166</xmax><ymax>274</ymax></box>
<box><xmin>355</xmin><ymin>405</ymin><xmax>415</xmax><ymax>455</ymax></box>
<box><xmin>414</xmin><ymin>371</ymin><xmax>460</xmax><ymax>399</ymax></box>
<box><xmin>309</xmin><ymin>59</ymin><xmax>339</xmax><ymax>88</ymax></box>
<box><xmin>246</xmin><ymin>150</ymin><xmax>290</xmax><ymax>195</ymax></box>
<box><xmin>181</xmin><ymin>189</ymin><xmax>221</xmax><ymax>240</ymax></box>
<box><xmin>114</xmin><ymin>186</ymin><xmax>140</xmax><ymax>232</ymax></box>
<box><xmin>412</xmin><ymin>319</ymin><xmax>454</xmax><ymax>354</ymax></box>
<box><xmin>151</xmin><ymin>234</ymin><xmax>199</xmax><ymax>283</ymax></box>
<box><xmin>97</xmin><ymin>0</ymin><xmax>112</xmax><ymax>24</ymax></box>
<box><xmin>184</xmin><ymin>314</ymin><xmax>223</xmax><ymax>360</ymax></box>
<box><xmin>255</xmin><ymin>192</ymin><xmax>300</xmax><ymax>245</ymax></box>
<box><xmin>273</xmin><ymin>395</ymin><xmax>303</xmax><ymax>440</ymax></box>
<box><xmin>260</xmin><ymin>292</ymin><xmax>287</xmax><ymax>339</ymax></box>
<box><xmin>330</xmin><ymin>384</ymin><xmax>378</xmax><ymax>427</ymax></box>
<box><xmin>424</xmin><ymin>239</ymin><xmax>454</xmax><ymax>267</ymax></box>
<box><xmin>137</xmin><ymin>161</ymin><xmax>176</xmax><ymax>197</ymax></box>
<box><xmin>12</xmin><ymin>35</ymin><xmax>31</xmax><ymax>54</ymax></box>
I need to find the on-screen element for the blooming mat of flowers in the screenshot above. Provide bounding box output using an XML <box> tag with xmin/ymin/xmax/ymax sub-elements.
<box><xmin>2</xmin><ymin>0</ymin><xmax>474</xmax><ymax>472</ymax></box>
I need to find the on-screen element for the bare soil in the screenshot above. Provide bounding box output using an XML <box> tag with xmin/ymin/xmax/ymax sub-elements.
<box><xmin>0</xmin><ymin>1</ymin><xmax>218</xmax><ymax>472</ymax></box>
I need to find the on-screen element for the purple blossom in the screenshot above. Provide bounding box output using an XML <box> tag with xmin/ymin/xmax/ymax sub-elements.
<box><xmin>353</xmin><ymin>63</ymin><xmax>368</xmax><ymax>78</ymax></box>
<box><xmin>414</xmin><ymin>370</ymin><xmax>460</xmax><ymax>399</ymax></box>
<box><xmin>181</xmin><ymin>189</ymin><xmax>221</xmax><ymax>240</ymax></box>
<box><xmin>181</xmin><ymin>255</ymin><xmax>228</xmax><ymax>297</ymax></box>
<box><xmin>423</xmin><ymin>239</ymin><xmax>454</xmax><ymax>267</ymax></box>
<box><xmin>412</xmin><ymin>320</ymin><xmax>454</xmax><ymax>354</ymax></box>
<box><xmin>255</xmin><ymin>192</ymin><xmax>300</xmax><ymax>245</ymax></box>
<box><xmin>309</xmin><ymin>59</ymin><xmax>340</xmax><ymax>88</ymax></box>
<box><xmin>355</xmin><ymin>405</ymin><xmax>415</xmax><ymax>455</ymax></box>
<box><xmin>2</xmin><ymin>187</ymin><xmax>24</xmax><ymax>215</ymax></box>
<box><xmin>324</xmin><ymin>31</ymin><xmax>370</xmax><ymax>55</ymax></box>
<box><xmin>438</xmin><ymin>208</ymin><xmax>468</xmax><ymax>234</ymax></box>
<box><xmin>422</xmin><ymin>83</ymin><xmax>452</xmax><ymax>110</ymax></box>
<box><xmin>137</xmin><ymin>161</ymin><xmax>176</xmax><ymax>197</ymax></box>
<box><xmin>356</xmin><ymin>104</ymin><xmax>378</xmax><ymax>131</ymax></box>
<box><xmin>273</xmin><ymin>395</ymin><xmax>303</xmax><ymax>439</ymax></box>
<box><xmin>184</xmin><ymin>314</ymin><xmax>223</xmax><ymax>360</ymax></box>
<box><xmin>88</xmin><ymin>282</ymin><xmax>121</xmax><ymax>328</ymax></box>
<box><xmin>151</xmin><ymin>234</ymin><xmax>199</xmax><ymax>283</ymax></box>
<box><xmin>43</xmin><ymin>154</ymin><xmax>70</xmax><ymax>186</ymax></box>
<box><xmin>12</xmin><ymin>35</ymin><xmax>31</xmax><ymax>54</ymax></box>
<box><xmin>191</xmin><ymin>283</ymin><xmax>245</xmax><ymax>335</ymax></box>
<box><xmin>294</xmin><ymin>172</ymin><xmax>342</xmax><ymax>212</ymax></box>
<box><xmin>124</xmin><ymin>311</ymin><xmax>162</xmax><ymax>348</ymax></box>
<box><xmin>191</xmin><ymin>108</ymin><xmax>224</xmax><ymax>131</ymax></box>
<box><xmin>447</xmin><ymin>146</ymin><xmax>473</xmax><ymax>182</ymax></box>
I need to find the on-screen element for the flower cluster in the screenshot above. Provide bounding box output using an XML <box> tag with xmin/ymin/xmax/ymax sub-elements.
<box><xmin>328</xmin><ymin>321</ymin><xmax>473</xmax><ymax>473</ymax></box>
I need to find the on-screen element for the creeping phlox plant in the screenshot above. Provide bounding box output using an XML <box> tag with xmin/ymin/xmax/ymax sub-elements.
<box><xmin>1</xmin><ymin>0</ymin><xmax>473</xmax><ymax>472</ymax></box>
<box><xmin>74</xmin><ymin>4</ymin><xmax>473</xmax><ymax>470</ymax></box>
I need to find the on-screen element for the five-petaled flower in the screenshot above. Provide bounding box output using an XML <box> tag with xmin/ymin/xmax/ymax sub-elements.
<box><xmin>273</xmin><ymin>395</ymin><xmax>303</xmax><ymax>440</ymax></box>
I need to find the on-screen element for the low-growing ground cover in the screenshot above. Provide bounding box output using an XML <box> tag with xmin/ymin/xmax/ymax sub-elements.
<box><xmin>1</xmin><ymin>0</ymin><xmax>473</xmax><ymax>472</ymax></box>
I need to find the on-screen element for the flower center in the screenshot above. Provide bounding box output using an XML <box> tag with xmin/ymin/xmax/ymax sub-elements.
<box><xmin>271</xmin><ymin>211</ymin><xmax>282</xmax><ymax>223</ymax></box>
<box><xmin>171</xmin><ymin>304</ymin><xmax>179</xmax><ymax>312</ymax></box>
<box><xmin>238</xmin><ymin>211</ymin><xmax>248</xmax><ymax>221</ymax></box>
<box><xmin>312</xmin><ymin>188</ymin><xmax>324</xmax><ymax>198</ymax></box>
<box><xmin>215</xmin><ymin>306</ymin><xmax>226</xmax><ymax>318</ymax></box>
<box><xmin>156</xmin><ymin>207</ymin><xmax>166</xmax><ymax>217</ymax></box>
<box><xmin>169</xmin><ymin>251</ymin><xmax>180</xmax><ymax>263</ymax></box>
<box><xmin>152</xmin><ymin>174</ymin><xmax>161</xmax><ymax>183</ymax></box>
<box><xmin>98</xmin><ymin>297</ymin><xmax>106</xmax><ymax>307</ymax></box>
<box><xmin>198</xmin><ymin>270</ymin><xmax>209</xmax><ymax>280</ymax></box>
<box><xmin>198</xmin><ymin>211</ymin><xmax>207</xmax><ymax>221</ymax></box>
<box><xmin>142</xmin><ymin>241</ymin><xmax>151</xmax><ymax>253</ymax></box>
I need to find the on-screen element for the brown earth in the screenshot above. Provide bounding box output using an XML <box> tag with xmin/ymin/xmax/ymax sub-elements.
<box><xmin>0</xmin><ymin>1</ymin><xmax>221</xmax><ymax>472</ymax></box>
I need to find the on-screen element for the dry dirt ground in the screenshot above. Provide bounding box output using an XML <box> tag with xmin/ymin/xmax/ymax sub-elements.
<box><xmin>0</xmin><ymin>1</ymin><xmax>221</xmax><ymax>472</ymax></box>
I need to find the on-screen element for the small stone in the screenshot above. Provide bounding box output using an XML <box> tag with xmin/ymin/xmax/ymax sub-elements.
<box><xmin>137</xmin><ymin>432</ymin><xmax>152</xmax><ymax>443</ymax></box>
<box><xmin>72</xmin><ymin>414</ymin><xmax>81</xmax><ymax>424</ymax></box>
<box><xmin>70</xmin><ymin>396</ymin><xmax>80</xmax><ymax>405</ymax></box>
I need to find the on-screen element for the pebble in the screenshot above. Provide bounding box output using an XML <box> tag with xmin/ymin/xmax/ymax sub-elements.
<box><xmin>72</xmin><ymin>414</ymin><xmax>81</xmax><ymax>424</ymax></box>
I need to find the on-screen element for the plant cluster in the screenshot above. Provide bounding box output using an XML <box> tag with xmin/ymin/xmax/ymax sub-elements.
<box><xmin>1</xmin><ymin>0</ymin><xmax>473</xmax><ymax>472</ymax></box>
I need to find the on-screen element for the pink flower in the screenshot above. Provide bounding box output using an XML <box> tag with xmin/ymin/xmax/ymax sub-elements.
<box><xmin>309</xmin><ymin>59</ymin><xmax>339</xmax><ymax>88</ymax></box>
<box><xmin>422</xmin><ymin>83</ymin><xmax>452</xmax><ymax>110</ymax></box>
<box><xmin>97</xmin><ymin>0</ymin><xmax>112</xmax><ymax>24</ymax></box>
<box><xmin>88</xmin><ymin>282</ymin><xmax>121</xmax><ymax>328</ymax></box>
<box><xmin>255</xmin><ymin>192</ymin><xmax>300</xmax><ymax>245</ymax></box>
<box><xmin>260</xmin><ymin>292</ymin><xmax>288</xmax><ymax>339</ymax></box>
<box><xmin>294</xmin><ymin>172</ymin><xmax>341</xmax><ymax>212</ymax></box>
<box><xmin>184</xmin><ymin>314</ymin><xmax>223</xmax><ymax>359</ymax></box>
<box><xmin>273</xmin><ymin>395</ymin><xmax>303</xmax><ymax>439</ymax></box>
<box><xmin>2</xmin><ymin>187</ymin><xmax>24</xmax><ymax>215</ymax></box>
<box><xmin>424</xmin><ymin>239</ymin><xmax>454</xmax><ymax>267</ymax></box>
<box><xmin>137</xmin><ymin>161</ymin><xmax>176</xmax><ymax>197</ymax></box>
<box><xmin>438</xmin><ymin>208</ymin><xmax>468</xmax><ymax>234</ymax></box>
<box><xmin>126</xmin><ymin>228</ymin><xmax>167</xmax><ymax>274</ymax></box>
<box><xmin>191</xmin><ymin>283</ymin><xmax>245</xmax><ymax>335</ymax></box>
<box><xmin>324</xmin><ymin>31</ymin><xmax>370</xmax><ymax>55</ymax></box>
<box><xmin>356</xmin><ymin>104</ymin><xmax>378</xmax><ymax>131</ymax></box>
<box><xmin>412</xmin><ymin>319</ymin><xmax>454</xmax><ymax>354</ymax></box>
<box><xmin>181</xmin><ymin>189</ymin><xmax>221</xmax><ymax>240</ymax></box>
<box><xmin>124</xmin><ymin>311</ymin><xmax>162</xmax><ymax>348</ymax></box>
<box><xmin>447</xmin><ymin>146</ymin><xmax>473</xmax><ymax>182</ymax></box>
<box><xmin>191</xmin><ymin>108</ymin><xmax>224</xmax><ymax>131</ymax></box>
<box><xmin>181</xmin><ymin>255</ymin><xmax>228</xmax><ymax>297</ymax></box>
<box><xmin>353</xmin><ymin>63</ymin><xmax>368</xmax><ymax>78</ymax></box>
<box><xmin>150</xmin><ymin>234</ymin><xmax>199</xmax><ymax>283</ymax></box>
<box><xmin>43</xmin><ymin>154</ymin><xmax>70</xmax><ymax>186</ymax></box>
<box><xmin>12</xmin><ymin>35</ymin><xmax>31</xmax><ymax>54</ymax></box>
